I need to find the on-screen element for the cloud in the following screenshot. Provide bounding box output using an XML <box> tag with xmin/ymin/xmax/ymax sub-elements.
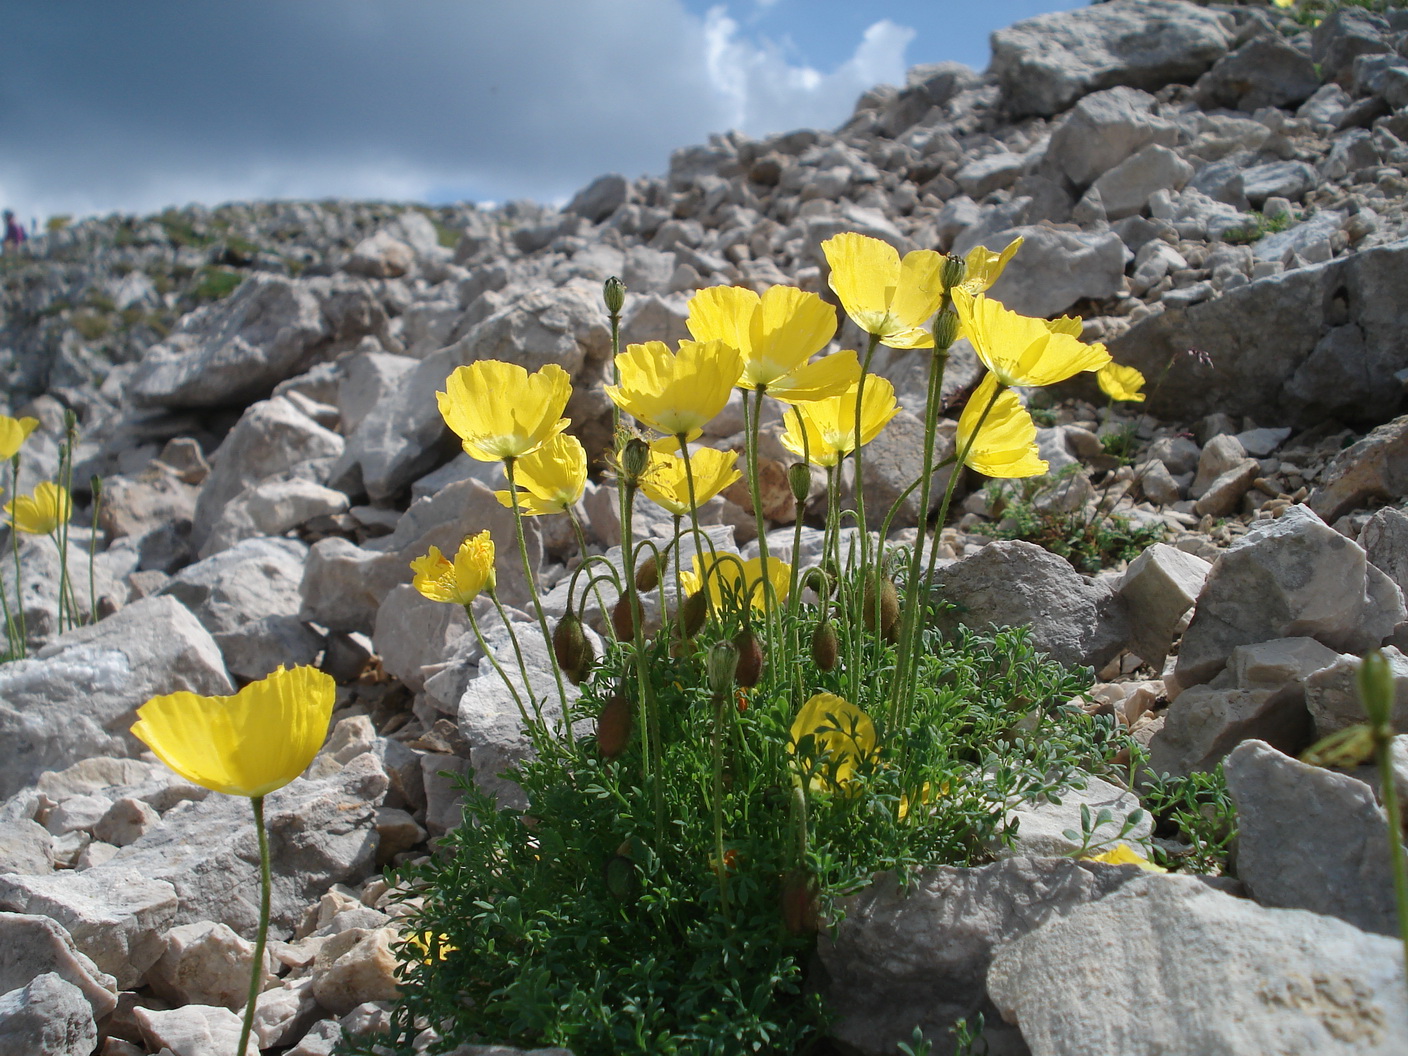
<box><xmin>0</xmin><ymin>0</ymin><xmax>913</xmax><ymax>222</ymax></box>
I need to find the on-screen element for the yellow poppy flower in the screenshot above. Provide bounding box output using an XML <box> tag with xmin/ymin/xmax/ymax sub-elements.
<box><xmin>410</xmin><ymin>531</ymin><xmax>496</xmax><ymax>605</ymax></box>
<box><xmin>686</xmin><ymin>285</ymin><xmax>858</xmax><ymax>401</ymax></box>
<box><xmin>130</xmin><ymin>665</ymin><xmax>335</xmax><ymax>798</ymax></box>
<box><xmin>958</xmin><ymin>237</ymin><xmax>1023</xmax><ymax>295</ymax></box>
<box><xmin>821</xmin><ymin>232</ymin><xmax>945</xmax><ymax>349</ymax></box>
<box><xmin>789</xmin><ymin>692</ymin><xmax>877</xmax><ymax>793</ymax></box>
<box><xmin>638</xmin><ymin>438</ymin><xmax>741</xmax><ymax>516</ymax></box>
<box><xmin>778</xmin><ymin>376</ymin><xmax>900</xmax><ymax>468</ymax></box>
<box><xmin>0</xmin><ymin>415</ymin><xmax>39</xmax><ymax>461</ymax></box>
<box><xmin>951</xmin><ymin>288</ymin><xmax>1110</xmax><ymax>387</ymax></box>
<box><xmin>605</xmin><ymin>339</ymin><xmax>742</xmax><ymax>439</ymax></box>
<box><xmin>403</xmin><ymin>930</ymin><xmax>457</xmax><ymax>965</ymax></box>
<box><xmin>1097</xmin><ymin>363</ymin><xmax>1146</xmax><ymax>403</ymax></box>
<box><xmin>437</xmin><ymin>360</ymin><xmax>572</xmax><ymax>463</ymax></box>
<box><xmin>5</xmin><ymin>480</ymin><xmax>72</xmax><ymax>534</ymax></box>
<box><xmin>689</xmin><ymin>552</ymin><xmax>790</xmax><ymax>613</ymax></box>
<box><xmin>493</xmin><ymin>433</ymin><xmax>587</xmax><ymax>516</ymax></box>
<box><xmin>1085</xmin><ymin>843</ymin><xmax>1167</xmax><ymax>873</ymax></box>
<box><xmin>956</xmin><ymin>374</ymin><xmax>1048</xmax><ymax>479</ymax></box>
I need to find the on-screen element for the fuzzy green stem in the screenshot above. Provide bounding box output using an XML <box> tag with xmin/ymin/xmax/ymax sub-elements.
<box><xmin>489</xmin><ymin>589</ymin><xmax>549</xmax><ymax>735</ymax></box>
<box><xmin>1374</xmin><ymin>729</ymin><xmax>1408</xmax><ymax>981</ymax></box>
<box><xmin>567</xmin><ymin>506</ymin><xmax>614</xmax><ymax>640</ymax></box>
<box><xmin>87</xmin><ymin>478</ymin><xmax>102</xmax><ymax>625</ymax></box>
<box><xmin>465</xmin><ymin>600</ymin><xmax>539</xmax><ymax>746</ymax></box>
<box><xmin>236</xmin><ymin>795</ymin><xmax>271</xmax><ymax>1056</ymax></box>
<box><xmin>852</xmin><ymin>334</ymin><xmax>883</xmax><ymax>676</ymax></box>
<box><xmin>712</xmin><ymin>692</ymin><xmax>730</xmax><ymax>918</ymax></box>
<box><xmin>7</xmin><ymin>457</ymin><xmax>26</xmax><ymax>652</ymax></box>
<box><xmin>619</xmin><ymin>480</ymin><xmax>663</xmax><ymax>833</ymax></box>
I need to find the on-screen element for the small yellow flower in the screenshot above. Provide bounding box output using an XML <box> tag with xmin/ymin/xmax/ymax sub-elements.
<box><xmin>0</xmin><ymin>415</ymin><xmax>39</xmax><ymax>461</ymax></box>
<box><xmin>5</xmin><ymin>481</ymin><xmax>72</xmax><ymax>534</ymax></box>
<box><xmin>789</xmin><ymin>692</ymin><xmax>877</xmax><ymax>793</ymax></box>
<box><xmin>958</xmin><ymin>237</ymin><xmax>1023</xmax><ymax>295</ymax></box>
<box><xmin>951</xmin><ymin>288</ymin><xmax>1111</xmax><ymax>387</ymax></box>
<box><xmin>437</xmin><ymin>360</ymin><xmax>572</xmax><ymax>463</ymax></box>
<box><xmin>606</xmin><ymin>339</ymin><xmax>742</xmax><ymax>440</ymax></box>
<box><xmin>690</xmin><ymin>552</ymin><xmax>790</xmax><ymax>613</ymax></box>
<box><xmin>493</xmin><ymin>433</ymin><xmax>587</xmax><ymax>516</ymax></box>
<box><xmin>822</xmin><ymin>232</ymin><xmax>946</xmax><ymax>349</ymax></box>
<box><xmin>403</xmin><ymin>930</ymin><xmax>457</xmax><ymax>965</ymax></box>
<box><xmin>638</xmin><ymin>438</ymin><xmax>741</xmax><ymax>516</ymax></box>
<box><xmin>779</xmin><ymin>377</ymin><xmax>900</xmax><ymax>468</ymax></box>
<box><xmin>411</xmin><ymin>531</ymin><xmax>496</xmax><ymax>605</ymax></box>
<box><xmin>131</xmin><ymin>665</ymin><xmax>335</xmax><ymax>798</ymax></box>
<box><xmin>956</xmin><ymin>374</ymin><xmax>1048</xmax><ymax>479</ymax></box>
<box><xmin>1097</xmin><ymin>363</ymin><xmax>1146</xmax><ymax>403</ymax></box>
<box><xmin>1084</xmin><ymin>843</ymin><xmax>1167</xmax><ymax>873</ymax></box>
<box><xmin>686</xmin><ymin>285</ymin><xmax>858</xmax><ymax>401</ymax></box>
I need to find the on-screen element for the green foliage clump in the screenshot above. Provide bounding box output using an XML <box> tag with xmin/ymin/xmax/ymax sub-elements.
<box><xmin>1221</xmin><ymin>209</ymin><xmax>1297</xmax><ymax>246</ymax></box>
<box><xmin>190</xmin><ymin>266</ymin><xmax>244</xmax><ymax>304</ymax></box>
<box><xmin>1136</xmin><ymin>757</ymin><xmax>1238</xmax><ymax>875</ymax></box>
<box><xmin>365</xmin><ymin>612</ymin><xmax>1117</xmax><ymax>1056</ymax></box>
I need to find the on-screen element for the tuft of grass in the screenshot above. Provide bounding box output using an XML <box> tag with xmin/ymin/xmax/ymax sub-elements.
<box><xmin>1221</xmin><ymin>209</ymin><xmax>1297</xmax><ymax>246</ymax></box>
<box><xmin>190</xmin><ymin>266</ymin><xmax>243</xmax><ymax>304</ymax></box>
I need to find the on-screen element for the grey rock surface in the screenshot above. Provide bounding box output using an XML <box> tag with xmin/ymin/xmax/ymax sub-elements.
<box><xmin>0</xmin><ymin>972</ymin><xmax>97</xmax><ymax>1056</ymax></box>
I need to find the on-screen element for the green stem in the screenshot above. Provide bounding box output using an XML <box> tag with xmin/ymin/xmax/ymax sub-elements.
<box><xmin>1375</xmin><ymin>727</ymin><xmax>1408</xmax><ymax>981</ymax></box>
<box><xmin>619</xmin><ymin>481</ymin><xmax>663</xmax><ymax>834</ymax></box>
<box><xmin>853</xmin><ymin>334</ymin><xmax>882</xmax><ymax>681</ymax></box>
<box><xmin>489</xmin><ymin>589</ymin><xmax>549</xmax><ymax>735</ymax></box>
<box><xmin>504</xmin><ymin>459</ymin><xmax>571</xmax><ymax>739</ymax></box>
<box><xmin>8</xmin><ymin>457</ymin><xmax>26</xmax><ymax>652</ymax></box>
<box><xmin>87</xmin><ymin>478</ymin><xmax>102</xmax><ymax>625</ymax></box>
<box><xmin>712</xmin><ymin>692</ymin><xmax>730</xmax><ymax>919</ymax></box>
<box><xmin>465</xmin><ymin>601</ymin><xmax>539</xmax><ymax>747</ymax></box>
<box><xmin>236</xmin><ymin>795</ymin><xmax>271</xmax><ymax>1056</ymax></box>
<box><xmin>567</xmin><ymin>506</ymin><xmax>613</xmax><ymax>641</ymax></box>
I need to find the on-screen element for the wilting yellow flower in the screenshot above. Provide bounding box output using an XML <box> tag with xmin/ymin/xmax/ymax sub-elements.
<box><xmin>411</xmin><ymin>531</ymin><xmax>496</xmax><ymax>605</ymax></box>
<box><xmin>0</xmin><ymin>415</ymin><xmax>39</xmax><ymax>461</ymax></box>
<box><xmin>494</xmin><ymin>433</ymin><xmax>587</xmax><ymax>516</ymax></box>
<box><xmin>822</xmin><ymin>232</ymin><xmax>945</xmax><ymax>349</ymax></box>
<box><xmin>1085</xmin><ymin>843</ymin><xmax>1167</xmax><ymax>873</ymax></box>
<box><xmin>789</xmin><ymin>692</ymin><xmax>877</xmax><ymax>793</ymax></box>
<box><xmin>958</xmin><ymin>237</ymin><xmax>1023</xmax><ymax>295</ymax></box>
<box><xmin>956</xmin><ymin>374</ymin><xmax>1048</xmax><ymax>479</ymax></box>
<box><xmin>438</xmin><ymin>360</ymin><xmax>571</xmax><ymax>463</ymax></box>
<box><xmin>5</xmin><ymin>481</ymin><xmax>72</xmax><ymax>534</ymax></box>
<box><xmin>131</xmin><ymin>665</ymin><xmax>334</xmax><ymax>798</ymax></box>
<box><xmin>690</xmin><ymin>553</ymin><xmax>790</xmax><ymax>613</ymax></box>
<box><xmin>639</xmin><ymin>438</ymin><xmax>741</xmax><ymax>516</ymax></box>
<box><xmin>779</xmin><ymin>377</ymin><xmax>900</xmax><ymax>468</ymax></box>
<box><xmin>686</xmin><ymin>285</ymin><xmax>858</xmax><ymax>401</ymax></box>
<box><xmin>951</xmin><ymin>288</ymin><xmax>1110</xmax><ymax>387</ymax></box>
<box><xmin>606</xmin><ymin>339</ymin><xmax>742</xmax><ymax>439</ymax></box>
<box><xmin>1097</xmin><ymin>363</ymin><xmax>1146</xmax><ymax>403</ymax></box>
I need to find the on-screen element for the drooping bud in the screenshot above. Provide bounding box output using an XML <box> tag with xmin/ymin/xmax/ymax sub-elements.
<box><xmin>603</xmin><ymin>852</ymin><xmax>637</xmax><ymax>901</ymax></box>
<box><xmin>787</xmin><ymin>462</ymin><xmax>811</xmax><ymax>504</ymax></box>
<box><xmin>552</xmin><ymin>612</ymin><xmax>593</xmax><ymax>684</ymax></box>
<box><xmin>931</xmin><ymin>308</ymin><xmax>961</xmax><ymax>351</ymax></box>
<box><xmin>679</xmin><ymin>589</ymin><xmax>709</xmax><ymax>640</ymax></box>
<box><xmin>619</xmin><ymin>436</ymin><xmax>650</xmax><ymax>487</ymax></box>
<box><xmin>803</xmin><ymin>567</ymin><xmax>831</xmax><ymax>598</ymax></box>
<box><xmin>611</xmin><ymin>594</ymin><xmax>636</xmax><ymax>642</ymax></box>
<box><xmin>780</xmin><ymin>868</ymin><xmax>820</xmax><ymax>936</ymax></box>
<box><xmin>706</xmin><ymin>640</ymin><xmax>739</xmax><ymax>697</ymax></box>
<box><xmin>596</xmin><ymin>693</ymin><xmax>633</xmax><ymax>758</ymax></box>
<box><xmin>635</xmin><ymin>553</ymin><xmax>662</xmax><ymax>592</ymax></box>
<box><xmin>733</xmin><ymin>625</ymin><xmax>765</xmax><ymax>688</ymax></box>
<box><xmin>811</xmin><ymin>619</ymin><xmax>839</xmax><ymax>672</ymax></box>
<box><xmin>940</xmin><ymin>253</ymin><xmax>966</xmax><ymax>293</ymax></box>
<box><xmin>603</xmin><ymin>275</ymin><xmax>627</xmax><ymax>315</ymax></box>
<box><xmin>863</xmin><ymin>577</ymin><xmax>901</xmax><ymax>643</ymax></box>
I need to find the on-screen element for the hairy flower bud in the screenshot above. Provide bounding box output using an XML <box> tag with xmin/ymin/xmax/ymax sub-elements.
<box><xmin>810</xmin><ymin>620</ymin><xmax>839</xmax><ymax>672</ymax></box>
<box><xmin>863</xmin><ymin>577</ymin><xmax>901</xmax><ymax>643</ymax></box>
<box><xmin>635</xmin><ymin>553</ymin><xmax>662</xmax><ymax>592</ymax></box>
<box><xmin>931</xmin><ymin>309</ymin><xmax>961</xmax><ymax>351</ymax></box>
<box><xmin>940</xmin><ymin>253</ymin><xmax>967</xmax><ymax>293</ymax></box>
<box><xmin>787</xmin><ymin>462</ymin><xmax>811</xmax><ymax>504</ymax></box>
<box><xmin>603</xmin><ymin>275</ymin><xmax>627</xmax><ymax>315</ymax></box>
<box><xmin>611</xmin><ymin>594</ymin><xmax>637</xmax><ymax>642</ymax></box>
<box><xmin>780</xmin><ymin>868</ymin><xmax>820</xmax><ymax>936</ymax></box>
<box><xmin>596</xmin><ymin>692</ymin><xmax>633</xmax><ymax>758</ymax></box>
<box><xmin>619</xmin><ymin>436</ymin><xmax>650</xmax><ymax>486</ymax></box>
<box><xmin>706</xmin><ymin>640</ymin><xmax>739</xmax><ymax>697</ymax></box>
<box><xmin>552</xmin><ymin>612</ymin><xmax>591</xmax><ymax>683</ymax></box>
<box><xmin>679</xmin><ymin>589</ymin><xmax>709</xmax><ymax>640</ymax></box>
<box><xmin>733</xmin><ymin>626</ymin><xmax>765</xmax><ymax>688</ymax></box>
<box><xmin>803</xmin><ymin>567</ymin><xmax>832</xmax><ymax>597</ymax></box>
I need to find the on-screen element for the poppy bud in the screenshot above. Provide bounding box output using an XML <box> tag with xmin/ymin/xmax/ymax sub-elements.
<box><xmin>596</xmin><ymin>693</ymin><xmax>633</xmax><ymax>758</ymax></box>
<box><xmin>611</xmin><ymin>594</ymin><xmax>636</xmax><ymax>642</ymax></box>
<box><xmin>787</xmin><ymin>462</ymin><xmax>811</xmax><ymax>503</ymax></box>
<box><xmin>603</xmin><ymin>275</ymin><xmax>627</xmax><ymax>315</ymax></box>
<box><xmin>811</xmin><ymin>620</ymin><xmax>839</xmax><ymax>671</ymax></box>
<box><xmin>733</xmin><ymin>626</ymin><xmax>764</xmax><ymax>688</ymax></box>
<box><xmin>635</xmin><ymin>553</ymin><xmax>662</xmax><ymax>592</ymax></box>
<box><xmin>679</xmin><ymin>589</ymin><xmax>709</xmax><ymax>640</ymax></box>
<box><xmin>940</xmin><ymin>253</ymin><xmax>966</xmax><ymax>293</ymax></box>
<box><xmin>863</xmin><ymin>577</ymin><xmax>901</xmax><ymax>642</ymax></box>
<box><xmin>780</xmin><ymin>868</ymin><xmax>820</xmax><ymax>936</ymax></box>
<box><xmin>706</xmin><ymin>640</ymin><xmax>739</xmax><ymax>697</ymax></box>
<box><xmin>803</xmin><ymin>567</ymin><xmax>831</xmax><ymax>597</ymax></box>
<box><xmin>603</xmin><ymin>853</ymin><xmax>637</xmax><ymax>901</ymax></box>
<box><xmin>931</xmin><ymin>309</ymin><xmax>961</xmax><ymax>351</ymax></box>
<box><xmin>620</xmin><ymin>437</ymin><xmax>651</xmax><ymax>486</ymax></box>
<box><xmin>552</xmin><ymin>611</ymin><xmax>587</xmax><ymax>673</ymax></box>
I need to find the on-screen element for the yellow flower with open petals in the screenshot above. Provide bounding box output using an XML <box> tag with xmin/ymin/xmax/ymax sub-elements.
<box><xmin>494</xmin><ymin>433</ymin><xmax>587</xmax><ymax>516</ymax></box>
<box><xmin>411</xmin><ymin>531</ymin><xmax>496</xmax><ymax>605</ymax></box>
<box><xmin>438</xmin><ymin>361</ymin><xmax>571</xmax><ymax>463</ymax></box>
<box><xmin>789</xmin><ymin>692</ymin><xmax>877</xmax><ymax>793</ymax></box>
<box><xmin>956</xmin><ymin>374</ymin><xmax>1048</xmax><ymax>479</ymax></box>
<box><xmin>5</xmin><ymin>480</ymin><xmax>72</xmax><ymax>534</ymax></box>
<box><xmin>1097</xmin><ymin>363</ymin><xmax>1146</xmax><ymax>403</ymax></box>
<box><xmin>951</xmin><ymin>288</ymin><xmax>1110</xmax><ymax>387</ymax></box>
<box><xmin>690</xmin><ymin>553</ymin><xmax>790</xmax><ymax>613</ymax></box>
<box><xmin>959</xmin><ymin>237</ymin><xmax>1023</xmax><ymax>295</ymax></box>
<box><xmin>0</xmin><ymin>415</ymin><xmax>39</xmax><ymax>461</ymax></box>
<box><xmin>131</xmin><ymin>665</ymin><xmax>335</xmax><ymax>798</ymax></box>
<box><xmin>822</xmin><ymin>232</ymin><xmax>945</xmax><ymax>349</ymax></box>
<box><xmin>686</xmin><ymin>285</ymin><xmax>857</xmax><ymax>402</ymax></box>
<box><xmin>779</xmin><ymin>377</ymin><xmax>900</xmax><ymax>468</ymax></box>
<box><xmin>639</xmin><ymin>439</ymin><xmax>741</xmax><ymax>516</ymax></box>
<box><xmin>1085</xmin><ymin>843</ymin><xmax>1166</xmax><ymax>873</ymax></box>
<box><xmin>606</xmin><ymin>339</ymin><xmax>742</xmax><ymax>440</ymax></box>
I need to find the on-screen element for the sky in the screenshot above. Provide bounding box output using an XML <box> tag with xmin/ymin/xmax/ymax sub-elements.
<box><xmin>0</xmin><ymin>1</ymin><xmax>1083</xmax><ymax>225</ymax></box>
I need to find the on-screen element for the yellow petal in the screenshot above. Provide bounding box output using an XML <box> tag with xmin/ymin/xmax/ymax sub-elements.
<box><xmin>1086</xmin><ymin>843</ymin><xmax>1166</xmax><ymax>873</ymax></box>
<box><xmin>953</xmin><ymin>289</ymin><xmax>1110</xmax><ymax>387</ymax></box>
<box><xmin>1097</xmin><ymin>362</ymin><xmax>1147</xmax><ymax>403</ymax></box>
<box><xmin>5</xmin><ymin>480</ymin><xmax>72</xmax><ymax>534</ymax></box>
<box><xmin>764</xmin><ymin>348</ymin><xmax>861</xmax><ymax>404</ymax></box>
<box><xmin>639</xmin><ymin>443</ymin><xmax>740</xmax><ymax>516</ymax></box>
<box><xmin>0</xmin><ymin>416</ymin><xmax>39</xmax><ymax>461</ymax></box>
<box><xmin>888</xmin><ymin>249</ymin><xmax>946</xmax><ymax>334</ymax></box>
<box><xmin>438</xmin><ymin>361</ymin><xmax>572</xmax><ymax>462</ymax></box>
<box><xmin>961</xmin><ymin>236</ymin><xmax>1023</xmax><ymax>294</ymax></box>
<box><xmin>497</xmin><ymin>433</ymin><xmax>587</xmax><ymax>514</ymax></box>
<box><xmin>686</xmin><ymin>286</ymin><xmax>760</xmax><ymax>360</ymax></box>
<box><xmin>788</xmin><ymin>692</ymin><xmax>877</xmax><ymax>793</ymax></box>
<box><xmin>690</xmin><ymin>553</ymin><xmax>790</xmax><ymax>613</ymax></box>
<box><xmin>607</xmin><ymin>339</ymin><xmax>741</xmax><ymax>437</ymax></box>
<box><xmin>822</xmin><ymin>232</ymin><xmax>901</xmax><ymax>336</ymax></box>
<box><xmin>131</xmin><ymin>665</ymin><xmax>335</xmax><ymax>798</ymax></box>
<box><xmin>956</xmin><ymin>374</ymin><xmax>1048</xmax><ymax>479</ymax></box>
<box><xmin>410</xmin><ymin>532</ymin><xmax>495</xmax><ymax>604</ymax></box>
<box><xmin>742</xmin><ymin>285</ymin><xmax>838</xmax><ymax>387</ymax></box>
